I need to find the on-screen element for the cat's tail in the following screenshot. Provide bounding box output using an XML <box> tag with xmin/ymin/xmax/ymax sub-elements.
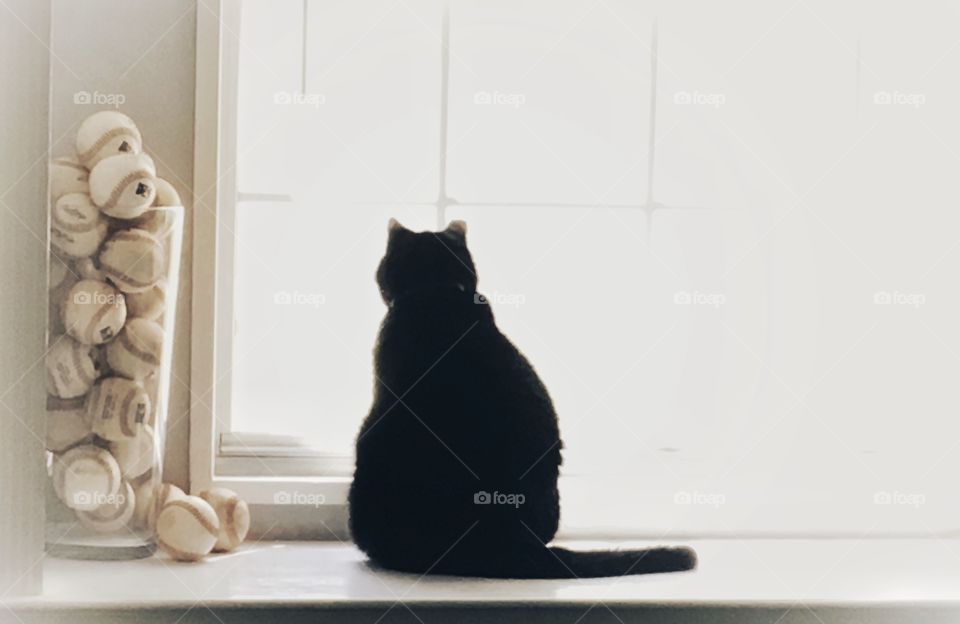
<box><xmin>431</xmin><ymin>544</ymin><xmax>697</xmax><ymax>579</ymax></box>
<box><xmin>543</xmin><ymin>546</ymin><xmax>697</xmax><ymax>578</ymax></box>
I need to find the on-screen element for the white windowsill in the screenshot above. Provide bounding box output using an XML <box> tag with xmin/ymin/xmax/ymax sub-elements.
<box><xmin>8</xmin><ymin>538</ymin><xmax>960</xmax><ymax>620</ymax></box>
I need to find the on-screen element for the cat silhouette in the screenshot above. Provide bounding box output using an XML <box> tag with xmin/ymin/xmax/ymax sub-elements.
<box><xmin>349</xmin><ymin>218</ymin><xmax>696</xmax><ymax>578</ymax></box>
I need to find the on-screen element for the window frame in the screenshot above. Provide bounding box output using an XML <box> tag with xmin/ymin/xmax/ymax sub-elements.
<box><xmin>189</xmin><ymin>0</ymin><xmax>958</xmax><ymax>541</ymax></box>
<box><xmin>190</xmin><ymin>0</ymin><xmax>351</xmax><ymax>508</ymax></box>
<box><xmin>187</xmin><ymin>0</ymin><xmax>743</xmax><ymax>535</ymax></box>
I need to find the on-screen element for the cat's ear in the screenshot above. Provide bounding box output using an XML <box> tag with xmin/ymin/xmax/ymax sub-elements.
<box><xmin>388</xmin><ymin>218</ymin><xmax>408</xmax><ymax>237</ymax></box>
<box><xmin>446</xmin><ymin>220</ymin><xmax>467</xmax><ymax>239</ymax></box>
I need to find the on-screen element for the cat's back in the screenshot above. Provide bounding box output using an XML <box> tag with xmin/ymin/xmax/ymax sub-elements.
<box><xmin>375</xmin><ymin>289</ymin><xmax>501</xmax><ymax>388</ymax></box>
<box><xmin>357</xmin><ymin>288</ymin><xmax>536</xmax><ymax>464</ymax></box>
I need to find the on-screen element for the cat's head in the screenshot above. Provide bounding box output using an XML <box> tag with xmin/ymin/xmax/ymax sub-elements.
<box><xmin>376</xmin><ymin>218</ymin><xmax>477</xmax><ymax>304</ymax></box>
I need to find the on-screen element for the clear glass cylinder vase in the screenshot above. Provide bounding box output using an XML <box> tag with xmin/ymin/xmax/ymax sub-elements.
<box><xmin>45</xmin><ymin>205</ymin><xmax>183</xmax><ymax>560</ymax></box>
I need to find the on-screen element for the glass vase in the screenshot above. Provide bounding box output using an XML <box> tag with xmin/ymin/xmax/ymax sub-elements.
<box><xmin>44</xmin><ymin>205</ymin><xmax>183</xmax><ymax>560</ymax></box>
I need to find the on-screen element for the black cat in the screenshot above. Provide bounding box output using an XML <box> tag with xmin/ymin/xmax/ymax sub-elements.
<box><xmin>348</xmin><ymin>219</ymin><xmax>696</xmax><ymax>578</ymax></box>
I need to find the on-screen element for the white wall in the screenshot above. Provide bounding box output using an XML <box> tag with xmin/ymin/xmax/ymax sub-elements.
<box><xmin>0</xmin><ymin>0</ymin><xmax>50</xmax><ymax>596</ymax></box>
<box><xmin>49</xmin><ymin>0</ymin><xmax>197</xmax><ymax>490</ymax></box>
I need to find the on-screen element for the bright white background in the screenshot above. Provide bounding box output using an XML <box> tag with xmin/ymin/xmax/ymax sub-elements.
<box><xmin>229</xmin><ymin>0</ymin><xmax>960</xmax><ymax>535</ymax></box>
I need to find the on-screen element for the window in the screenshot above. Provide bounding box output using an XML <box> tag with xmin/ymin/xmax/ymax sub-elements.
<box><xmin>194</xmin><ymin>0</ymin><xmax>960</xmax><ymax>537</ymax></box>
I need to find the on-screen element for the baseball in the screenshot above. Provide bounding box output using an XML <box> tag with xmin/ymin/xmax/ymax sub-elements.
<box><xmin>124</xmin><ymin>282</ymin><xmax>166</xmax><ymax>321</ymax></box>
<box><xmin>75</xmin><ymin>257</ymin><xmax>105</xmax><ymax>281</ymax></box>
<box><xmin>132</xmin><ymin>178</ymin><xmax>181</xmax><ymax>238</ymax></box>
<box><xmin>134</xmin><ymin>207</ymin><xmax>178</xmax><ymax>240</ymax></box>
<box><xmin>152</xmin><ymin>177</ymin><xmax>182</xmax><ymax>207</ymax></box>
<box><xmin>141</xmin><ymin>376</ymin><xmax>159</xmax><ymax>426</ymax></box>
<box><xmin>50</xmin><ymin>192</ymin><xmax>109</xmax><ymax>259</ymax></box>
<box><xmin>75</xmin><ymin>110</ymin><xmax>142</xmax><ymax>169</ymax></box>
<box><xmin>89</xmin><ymin>153</ymin><xmax>156</xmax><ymax>219</ymax></box>
<box><xmin>45</xmin><ymin>335</ymin><xmax>100</xmax><ymax>398</ymax></box>
<box><xmin>151</xmin><ymin>482</ymin><xmax>186</xmax><ymax>525</ymax></box>
<box><xmin>198</xmin><ymin>488</ymin><xmax>250</xmax><ymax>552</ymax></box>
<box><xmin>105</xmin><ymin>318</ymin><xmax>163</xmax><ymax>380</ymax></box>
<box><xmin>86</xmin><ymin>377</ymin><xmax>149</xmax><ymax>441</ymax></box>
<box><xmin>130</xmin><ymin>478</ymin><xmax>156</xmax><ymax>530</ymax></box>
<box><xmin>61</xmin><ymin>279</ymin><xmax>127</xmax><ymax>345</ymax></box>
<box><xmin>45</xmin><ymin>395</ymin><xmax>92</xmax><ymax>453</ymax></box>
<box><xmin>156</xmin><ymin>495</ymin><xmax>220</xmax><ymax>561</ymax></box>
<box><xmin>109</xmin><ymin>424</ymin><xmax>155</xmax><ymax>479</ymax></box>
<box><xmin>49</xmin><ymin>255</ymin><xmax>77</xmax><ymax>335</ymax></box>
<box><xmin>50</xmin><ymin>156</ymin><xmax>89</xmax><ymax>201</ymax></box>
<box><xmin>98</xmin><ymin>228</ymin><xmax>164</xmax><ymax>293</ymax></box>
<box><xmin>53</xmin><ymin>444</ymin><xmax>121</xmax><ymax>511</ymax></box>
<box><xmin>76</xmin><ymin>480</ymin><xmax>135</xmax><ymax>532</ymax></box>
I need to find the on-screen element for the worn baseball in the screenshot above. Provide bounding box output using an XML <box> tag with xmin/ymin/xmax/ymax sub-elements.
<box><xmin>139</xmin><ymin>376</ymin><xmax>158</xmax><ymax>427</ymax></box>
<box><xmin>151</xmin><ymin>482</ymin><xmax>186</xmax><ymax>525</ymax></box>
<box><xmin>45</xmin><ymin>335</ymin><xmax>100</xmax><ymax>398</ymax></box>
<box><xmin>153</xmin><ymin>177</ymin><xmax>181</xmax><ymax>206</ymax></box>
<box><xmin>87</xmin><ymin>377</ymin><xmax>149</xmax><ymax>441</ymax></box>
<box><xmin>124</xmin><ymin>282</ymin><xmax>166</xmax><ymax>321</ymax></box>
<box><xmin>89</xmin><ymin>153</ymin><xmax>156</xmax><ymax>219</ymax></box>
<box><xmin>198</xmin><ymin>488</ymin><xmax>250</xmax><ymax>552</ymax></box>
<box><xmin>54</xmin><ymin>444</ymin><xmax>121</xmax><ymax>511</ymax></box>
<box><xmin>49</xmin><ymin>256</ymin><xmax>77</xmax><ymax>335</ymax></box>
<box><xmin>74</xmin><ymin>257</ymin><xmax>105</xmax><ymax>281</ymax></box>
<box><xmin>156</xmin><ymin>495</ymin><xmax>220</xmax><ymax>561</ymax></box>
<box><xmin>98</xmin><ymin>228</ymin><xmax>165</xmax><ymax>293</ymax></box>
<box><xmin>50</xmin><ymin>192</ymin><xmax>109</xmax><ymax>259</ymax></box>
<box><xmin>130</xmin><ymin>478</ymin><xmax>157</xmax><ymax>530</ymax></box>
<box><xmin>132</xmin><ymin>178</ymin><xmax>181</xmax><ymax>238</ymax></box>
<box><xmin>134</xmin><ymin>207</ymin><xmax>178</xmax><ymax>240</ymax></box>
<box><xmin>61</xmin><ymin>279</ymin><xmax>127</xmax><ymax>345</ymax></box>
<box><xmin>109</xmin><ymin>424</ymin><xmax>155</xmax><ymax>479</ymax></box>
<box><xmin>50</xmin><ymin>156</ymin><xmax>89</xmax><ymax>201</ymax></box>
<box><xmin>105</xmin><ymin>318</ymin><xmax>163</xmax><ymax>381</ymax></box>
<box><xmin>76</xmin><ymin>480</ymin><xmax>136</xmax><ymax>532</ymax></box>
<box><xmin>45</xmin><ymin>395</ymin><xmax>92</xmax><ymax>453</ymax></box>
<box><xmin>130</xmin><ymin>481</ymin><xmax>185</xmax><ymax>533</ymax></box>
<box><xmin>75</xmin><ymin>110</ymin><xmax>142</xmax><ymax>169</ymax></box>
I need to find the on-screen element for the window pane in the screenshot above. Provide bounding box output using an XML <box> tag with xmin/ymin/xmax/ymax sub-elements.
<box><xmin>446</xmin><ymin>3</ymin><xmax>653</xmax><ymax>205</ymax></box>
<box><xmin>232</xmin><ymin>0</ymin><xmax>443</xmax><ymax>450</ymax></box>
<box><xmin>228</xmin><ymin>0</ymin><xmax>960</xmax><ymax>533</ymax></box>
<box><xmin>231</xmin><ymin>202</ymin><xmax>433</xmax><ymax>452</ymax></box>
<box><xmin>236</xmin><ymin>0</ymin><xmax>442</xmax><ymax>203</ymax></box>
